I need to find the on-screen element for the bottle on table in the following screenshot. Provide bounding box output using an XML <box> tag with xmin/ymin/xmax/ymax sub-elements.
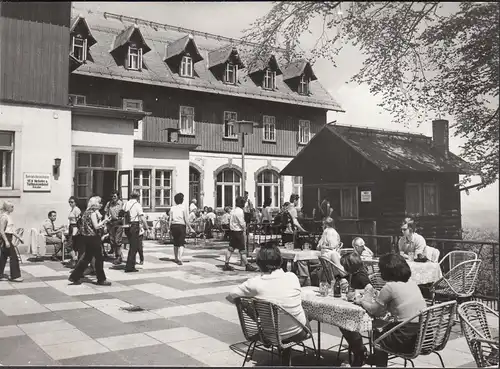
<box><xmin>333</xmin><ymin>276</ymin><xmax>342</xmax><ymax>298</ymax></box>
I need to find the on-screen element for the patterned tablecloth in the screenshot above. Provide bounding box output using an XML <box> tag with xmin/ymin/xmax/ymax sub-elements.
<box><xmin>364</xmin><ymin>258</ymin><xmax>442</xmax><ymax>285</ymax></box>
<box><xmin>301</xmin><ymin>286</ymin><xmax>372</xmax><ymax>333</ymax></box>
<box><xmin>252</xmin><ymin>247</ymin><xmax>321</xmax><ymax>262</ymax></box>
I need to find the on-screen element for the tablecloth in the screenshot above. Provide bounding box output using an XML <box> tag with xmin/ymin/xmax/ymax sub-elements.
<box><xmin>364</xmin><ymin>258</ymin><xmax>442</xmax><ymax>285</ymax></box>
<box><xmin>301</xmin><ymin>286</ymin><xmax>372</xmax><ymax>333</ymax></box>
<box><xmin>252</xmin><ymin>247</ymin><xmax>320</xmax><ymax>262</ymax></box>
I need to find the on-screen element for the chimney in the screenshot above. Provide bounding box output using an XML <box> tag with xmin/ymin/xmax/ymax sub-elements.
<box><xmin>432</xmin><ymin>119</ymin><xmax>449</xmax><ymax>159</ymax></box>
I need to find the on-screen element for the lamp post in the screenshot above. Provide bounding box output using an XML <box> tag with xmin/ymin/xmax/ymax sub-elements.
<box><xmin>232</xmin><ymin>120</ymin><xmax>257</xmax><ymax>196</ymax></box>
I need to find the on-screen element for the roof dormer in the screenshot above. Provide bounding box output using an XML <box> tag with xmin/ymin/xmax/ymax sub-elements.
<box><xmin>110</xmin><ymin>24</ymin><xmax>151</xmax><ymax>71</ymax></box>
<box><xmin>164</xmin><ymin>34</ymin><xmax>203</xmax><ymax>78</ymax></box>
<box><xmin>208</xmin><ymin>45</ymin><xmax>245</xmax><ymax>85</ymax></box>
<box><xmin>247</xmin><ymin>54</ymin><xmax>282</xmax><ymax>91</ymax></box>
<box><xmin>69</xmin><ymin>15</ymin><xmax>97</xmax><ymax>69</ymax></box>
<box><xmin>282</xmin><ymin>59</ymin><xmax>317</xmax><ymax>95</ymax></box>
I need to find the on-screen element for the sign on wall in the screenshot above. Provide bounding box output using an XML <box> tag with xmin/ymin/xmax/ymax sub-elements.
<box><xmin>360</xmin><ymin>190</ymin><xmax>372</xmax><ymax>202</ymax></box>
<box><xmin>23</xmin><ymin>173</ymin><xmax>51</xmax><ymax>192</ymax></box>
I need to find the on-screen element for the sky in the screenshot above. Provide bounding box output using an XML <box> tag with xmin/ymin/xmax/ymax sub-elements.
<box><xmin>74</xmin><ymin>1</ymin><xmax>499</xmax><ymax>216</ymax></box>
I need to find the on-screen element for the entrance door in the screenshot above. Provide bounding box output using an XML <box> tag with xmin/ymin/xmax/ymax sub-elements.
<box><xmin>189</xmin><ymin>167</ymin><xmax>201</xmax><ymax>206</ymax></box>
<box><xmin>93</xmin><ymin>170</ymin><xmax>117</xmax><ymax>205</ymax></box>
<box><xmin>74</xmin><ymin>169</ymin><xmax>91</xmax><ymax>209</ymax></box>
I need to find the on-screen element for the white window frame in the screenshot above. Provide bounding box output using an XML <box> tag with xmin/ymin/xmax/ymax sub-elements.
<box><xmin>223</xmin><ymin>111</ymin><xmax>238</xmax><ymax>138</ymax></box>
<box><xmin>127</xmin><ymin>46</ymin><xmax>143</xmax><ymax>71</ymax></box>
<box><xmin>263</xmin><ymin>69</ymin><xmax>276</xmax><ymax>90</ymax></box>
<box><xmin>298</xmin><ymin>120</ymin><xmax>311</xmax><ymax>144</ymax></box>
<box><xmin>256</xmin><ymin>171</ymin><xmax>280</xmax><ymax>208</ymax></box>
<box><xmin>179</xmin><ymin>106</ymin><xmax>195</xmax><ymax>135</ymax></box>
<box><xmin>0</xmin><ymin>131</ymin><xmax>14</xmax><ymax>190</ymax></box>
<box><xmin>405</xmin><ymin>182</ymin><xmax>440</xmax><ymax>216</ymax></box>
<box><xmin>225</xmin><ymin>62</ymin><xmax>237</xmax><ymax>84</ymax></box>
<box><xmin>293</xmin><ymin>176</ymin><xmax>303</xmax><ymax>208</ymax></box>
<box><xmin>71</xmin><ymin>35</ymin><xmax>87</xmax><ymax>62</ymax></box>
<box><xmin>298</xmin><ymin>75</ymin><xmax>310</xmax><ymax>95</ymax></box>
<box><xmin>216</xmin><ymin>169</ymin><xmax>241</xmax><ymax>208</ymax></box>
<box><xmin>180</xmin><ymin>55</ymin><xmax>193</xmax><ymax>77</ymax></box>
<box><xmin>133</xmin><ymin>169</ymin><xmax>151</xmax><ymax>209</ymax></box>
<box><xmin>68</xmin><ymin>94</ymin><xmax>86</xmax><ymax>106</ymax></box>
<box><xmin>263</xmin><ymin>115</ymin><xmax>276</xmax><ymax>142</ymax></box>
<box><xmin>123</xmin><ymin>98</ymin><xmax>143</xmax><ymax>111</ymax></box>
<box><xmin>154</xmin><ymin>170</ymin><xmax>172</xmax><ymax>208</ymax></box>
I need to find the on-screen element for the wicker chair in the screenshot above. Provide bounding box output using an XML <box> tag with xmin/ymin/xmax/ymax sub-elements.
<box><xmin>374</xmin><ymin>300</ymin><xmax>457</xmax><ymax>367</ymax></box>
<box><xmin>439</xmin><ymin>250</ymin><xmax>477</xmax><ymax>273</ymax></box>
<box><xmin>369</xmin><ymin>272</ymin><xmax>387</xmax><ymax>291</ymax></box>
<box><xmin>318</xmin><ymin>256</ymin><xmax>348</xmax><ymax>284</ymax></box>
<box><xmin>365</xmin><ymin>262</ymin><xmax>380</xmax><ymax>275</ymax></box>
<box><xmin>458</xmin><ymin>301</ymin><xmax>499</xmax><ymax>368</ymax></box>
<box><xmin>431</xmin><ymin>259</ymin><xmax>482</xmax><ymax>305</ymax></box>
<box><xmin>234</xmin><ymin>297</ymin><xmax>264</xmax><ymax>366</ymax></box>
<box><xmin>424</xmin><ymin>246</ymin><xmax>440</xmax><ymax>263</ymax></box>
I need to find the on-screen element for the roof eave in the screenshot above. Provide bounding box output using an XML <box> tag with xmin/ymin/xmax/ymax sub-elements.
<box><xmin>71</xmin><ymin>104</ymin><xmax>152</xmax><ymax>120</ymax></box>
<box><xmin>134</xmin><ymin>140</ymin><xmax>200</xmax><ymax>150</ymax></box>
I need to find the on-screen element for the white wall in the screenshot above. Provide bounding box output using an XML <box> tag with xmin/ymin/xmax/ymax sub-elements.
<box><xmin>0</xmin><ymin>104</ymin><xmax>72</xmax><ymax>238</ymax></box>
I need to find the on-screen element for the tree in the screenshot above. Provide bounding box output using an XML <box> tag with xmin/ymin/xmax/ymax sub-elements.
<box><xmin>243</xmin><ymin>2</ymin><xmax>499</xmax><ymax>189</ymax></box>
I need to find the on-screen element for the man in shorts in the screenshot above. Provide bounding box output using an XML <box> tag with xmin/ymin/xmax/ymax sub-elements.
<box><xmin>223</xmin><ymin>196</ymin><xmax>257</xmax><ymax>272</ymax></box>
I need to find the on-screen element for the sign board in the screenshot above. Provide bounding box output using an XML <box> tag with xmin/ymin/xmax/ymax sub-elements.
<box><xmin>360</xmin><ymin>190</ymin><xmax>372</xmax><ymax>202</ymax></box>
<box><xmin>23</xmin><ymin>172</ymin><xmax>51</xmax><ymax>192</ymax></box>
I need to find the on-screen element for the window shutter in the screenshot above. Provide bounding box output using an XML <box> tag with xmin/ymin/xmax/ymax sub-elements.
<box><xmin>138</xmin><ymin>48</ymin><xmax>143</xmax><ymax>70</ymax></box>
<box><xmin>125</xmin><ymin>46</ymin><xmax>131</xmax><ymax>69</ymax></box>
<box><xmin>83</xmin><ymin>38</ymin><xmax>87</xmax><ymax>62</ymax></box>
<box><xmin>71</xmin><ymin>36</ymin><xmax>75</xmax><ymax>54</ymax></box>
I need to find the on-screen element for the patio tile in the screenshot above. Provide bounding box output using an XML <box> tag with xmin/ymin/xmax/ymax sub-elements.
<box><xmin>18</xmin><ymin>319</ymin><xmax>75</xmax><ymax>335</ymax></box>
<box><xmin>0</xmin><ymin>335</ymin><xmax>58</xmax><ymax>366</ymax></box>
<box><xmin>0</xmin><ymin>294</ymin><xmax>49</xmax><ymax>316</ymax></box>
<box><xmin>0</xmin><ymin>325</ymin><xmax>25</xmax><ymax>338</ymax></box>
<box><xmin>109</xmin><ymin>289</ymin><xmax>177</xmax><ymax>310</ymax></box>
<box><xmin>168</xmin><ymin>336</ymin><xmax>230</xmax><ymax>357</ymax></box>
<box><xmin>45</xmin><ymin>279</ymin><xmax>101</xmax><ymax>296</ymax></box>
<box><xmin>152</xmin><ymin>305</ymin><xmax>200</xmax><ymax>319</ymax></box>
<box><xmin>116</xmin><ymin>343</ymin><xmax>204</xmax><ymax>366</ymax></box>
<box><xmin>12</xmin><ymin>281</ymin><xmax>49</xmax><ymax>290</ymax></box>
<box><xmin>187</xmin><ymin>301</ymin><xmax>239</xmax><ymax>324</ymax></box>
<box><xmin>44</xmin><ymin>301</ymin><xmax>91</xmax><ymax>311</ymax></box>
<box><xmin>133</xmin><ymin>283</ymin><xmax>189</xmax><ymax>299</ymax></box>
<box><xmin>125</xmin><ymin>317</ymin><xmax>182</xmax><ymax>334</ymax></box>
<box><xmin>8</xmin><ymin>311</ymin><xmax>60</xmax><ymax>325</ymax></box>
<box><xmin>0</xmin><ymin>282</ymin><xmax>14</xmax><ymax>291</ymax></box>
<box><xmin>40</xmin><ymin>339</ymin><xmax>110</xmax><ymax>360</ymax></box>
<box><xmin>145</xmin><ymin>327</ymin><xmax>208</xmax><ymax>343</ymax></box>
<box><xmin>59</xmin><ymin>351</ymin><xmax>129</xmax><ymax>366</ymax></box>
<box><xmin>196</xmin><ymin>349</ymin><xmax>245</xmax><ymax>367</ymax></box>
<box><xmin>29</xmin><ymin>327</ymin><xmax>91</xmax><ymax>346</ymax></box>
<box><xmin>20</xmin><ymin>265</ymin><xmax>62</xmax><ymax>278</ymax></box>
<box><xmin>96</xmin><ymin>332</ymin><xmax>162</xmax><ymax>351</ymax></box>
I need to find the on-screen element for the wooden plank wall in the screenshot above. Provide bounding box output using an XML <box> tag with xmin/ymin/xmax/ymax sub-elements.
<box><xmin>0</xmin><ymin>16</ymin><xmax>69</xmax><ymax>107</ymax></box>
<box><xmin>0</xmin><ymin>2</ymin><xmax>71</xmax><ymax>27</ymax></box>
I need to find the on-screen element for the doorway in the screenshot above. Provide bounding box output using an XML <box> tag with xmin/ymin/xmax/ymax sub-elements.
<box><xmin>189</xmin><ymin>166</ymin><xmax>201</xmax><ymax>206</ymax></box>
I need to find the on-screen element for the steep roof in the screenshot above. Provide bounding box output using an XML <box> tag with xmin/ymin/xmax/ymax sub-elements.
<box><xmin>111</xmin><ymin>24</ymin><xmax>151</xmax><ymax>54</ymax></box>
<box><xmin>165</xmin><ymin>34</ymin><xmax>203</xmax><ymax>63</ymax></box>
<box><xmin>281</xmin><ymin>124</ymin><xmax>473</xmax><ymax>175</ymax></box>
<box><xmin>70</xmin><ymin>15</ymin><xmax>97</xmax><ymax>46</ymax></box>
<box><xmin>70</xmin><ymin>7</ymin><xmax>342</xmax><ymax>112</ymax></box>
<box><xmin>208</xmin><ymin>45</ymin><xmax>244</xmax><ymax>69</ymax></box>
<box><xmin>246</xmin><ymin>54</ymin><xmax>282</xmax><ymax>76</ymax></box>
<box><xmin>282</xmin><ymin>59</ymin><xmax>317</xmax><ymax>81</ymax></box>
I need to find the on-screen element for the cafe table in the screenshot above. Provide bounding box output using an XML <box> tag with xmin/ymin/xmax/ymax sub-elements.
<box><xmin>363</xmin><ymin>257</ymin><xmax>443</xmax><ymax>285</ymax></box>
<box><xmin>301</xmin><ymin>286</ymin><xmax>373</xmax><ymax>359</ymax></box>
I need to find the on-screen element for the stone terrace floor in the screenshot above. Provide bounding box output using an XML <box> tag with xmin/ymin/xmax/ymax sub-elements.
<box><xmin>0</xmin><ymin>239</ymin><xmax>487</xmax><ymax>367</ymax></box>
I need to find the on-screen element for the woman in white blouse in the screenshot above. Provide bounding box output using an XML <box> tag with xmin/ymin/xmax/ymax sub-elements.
<box><xmin>317</xmin><ymin>217</ymin><xmax>344</xmax><ymax>272</ymax></box>
<box><xmin>168</xmin><ymin>193</ymin><xmax>193</xmax><ymax>265</ymax></box>
<box><xmin>398</xmin><ymin>217</ymin><xmax>427</xmax><ymax>258</ymax></box>
<box><xmin>66</xmin><ymin>196</ymin><xmax>82</xmax><ymax>268</ymax></box>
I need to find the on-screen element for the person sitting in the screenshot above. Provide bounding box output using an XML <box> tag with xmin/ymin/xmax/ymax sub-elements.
<box><xmin>317</xmin><ymin>217</ymin><xmax>344</xmax><ymax>273</ymax></box>
<box><xmin>43</xmin><ymin>210</ymin><xmax>65</xmax><ymax>259</ymax></box>
<box><xmin>355</xmin><ymin>253</ymin><xmax>427</xmax><ymax>367</ymax></box>
<box><xmin>352</xmin><ymin>237</ymin><xmax>375</xmax><ymax>259</ymax></box>
<box><xmin>226</xmin><ymin>244</ymin><xmax>308</xmax><ymax>365</ymax></box>
<box><xmin>189</xmin><ymin>199</ymin><xmax>198</xmax><ymax>213</ymax></box>
<box><xmin>220</xmin><ymin>207</ymin><xmax>231</xmax><ymax>240</ymax></box>
<box><xmin>204</xmin><ymin>207</ymin><xmax>216</xmax><ymax>239</ymax></box>
<box><xmin>398</xmin><ymin>217</ymin><xmax>427</xmax><ymax>259</ymax></box>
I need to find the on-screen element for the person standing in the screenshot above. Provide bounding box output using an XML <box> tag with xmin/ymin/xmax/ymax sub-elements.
<box><xmin>0</xmin><ymin>201</ymin><xmax>23</xmax><ymax>282</ymax></box>
<box><xmin>66</xmin><ymin>196</ymin><xmax>82</xmax><ymax>268</ymax></box>
<box><xmin>168</xmin><ymin>193</ymin><xmax>193</xmax><ymax>265</ymax></box>
<box><xmin>69</xmin><ymin>196</ymin><xmax>111</xmax><ymax>286</ymax></box>
<box><xmin>123</xmin><ymin>190</ymin><xmax>149</xmax><ymax>273</ymax></box>
<box><xmin>104</xmin><ymin>191</ymin><xmax>124</xmax><ymax>264</ymax></box>
<box><xmin>223</xmin><ymin>196</ymin><xmax>257</xmax><ymax>272</ymax></box>
<box><xmin>243</xmin><ymin>191</ymin><xmax>254</xmax><ymax>226</ymax></box>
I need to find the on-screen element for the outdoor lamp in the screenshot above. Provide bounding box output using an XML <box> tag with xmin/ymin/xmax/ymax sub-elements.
<box><xmin>53</xmin><ymin>158</ymin><xmax>62</xmax><ymax>176</ymax></box>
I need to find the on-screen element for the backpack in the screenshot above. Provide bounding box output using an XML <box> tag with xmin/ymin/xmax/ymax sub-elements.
<box><xmin>75</xmin><ymin>214</ymin><xmax>83</xmax><ymax>235</ymax></box>
<box><xmin>123</xmin><ymin>202</ymin><xmax>138</xmax><ymax>225</ymax></box>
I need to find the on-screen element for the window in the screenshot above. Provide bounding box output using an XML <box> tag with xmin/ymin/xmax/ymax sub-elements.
<box><xmin>68</xmin><ymin>94</ymin><xmax>86</xmax><ymax>106</ymax></box>
<box><xmin>133</xmin><ymin>169</ymin><xmax>151</xmax><ymax>209</ymax></box>
<box><xmin>216</xmin><ymin>169</ymin><xmax>241</xmax><ymax>208</ymax></box>
<box><xmin>223</xmin><ymin>111</ymin><xmax>237</xmax><ymax>138</ymax></box>
<box><xmin>225</xmin><ymin>62</ymin><xmax>237</xmax><ymax>84</ymax></box>
<box><xmin>127</xmin><ymin>45</ymin><xmax>143</xmax><ymax>70</ymax></box>
<box><xmin>298</xmin><ymin>75</ymin><xmax>310</xmax><ymax>95</ymax></box>
<box><xmin>263</xmin><ymin>69</ymin><xmax>276</xmax><ymax>90</ymax></box>
<box><xmin>0</xmin><ymin>132</ymin><xmax>13</xmax><ymax>189</ymax></box>
<box><xmin>179</xmin><ymin>106</ymin><xmax>195</xmax><ymax>135</ymax></box>
<box><xmin>180</xmin><ymin>55</ymin><xmax>193</xmax><ymax>77</ymax></box>
<box><xmin>298</xmin><ymin>120</ymin><xmax>311</xmax><ymax>144</ymax></box>
<box><xmin>71</xmin><ymin>35</ymin><xmax>87</xmax><ymax>62</ymax></box>
<box><xmin>256</xmin><ymin>170</ymin><xmax>279</xmax><ymax>208</ymax></box>
<box><xmin>321</xmin><ymin>187</ymin><xmax>358</xmax><ymax>219</ymax></box>
<box><xmin>154</xmin><ymin>170</ymin><xmax>172</xmax><ymax>208</ymax></box>
<box><xmin>76</xmin><ymin>153</ymin><xmax>117</xmax><ymax>169</ymax></box>
<box><xmin>405</xmin><ymin>182</ymin><xmax>439</xmax><ymax>216</ymax></box>
<box><xmin>293</xmin><ymin>176</ymin><xmax>303</xmax><ymax>208</ymax></box>
<box><xmin>263</xmin><ymin>115</ymin><xmax>276</xmax><ymax>142</ymax></box>
<box><xmin>123</xmin><ymin>99</ymin><xmax>143</xmax><ymax>111</ymax></box>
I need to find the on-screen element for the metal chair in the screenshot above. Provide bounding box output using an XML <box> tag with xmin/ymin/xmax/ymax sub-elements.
<box><xmin>234</xmin><ymin>297</ymin><xmax>265</xmax><ymax>366</ymax></box>
<box><xmin>318</xmin><ymin>256</ymin><xmax>348</xmax><ymax>284</ymax></box>
<box><xmin>369</xmin><ymin>272</ymin><xmax>387</xmax><ymax>291</ymax></box>
<box><xmin>439</xmin><ymin>250</ymin><xmax>477</xmax><ymax>273</ymax></box>
<box><xmin>11</xmin><ymin>228</ymin><xmax>24</xmax><ymax>264</ymax></box>
<box><xmin>374</xmin><ymin>300</ymin><xmax>457</xmax><ymax>367</ymax></box>
<box><xmin>458</xmin><ymin>301</ymin><xmax>499</xmax><ymax>368</ymax></box>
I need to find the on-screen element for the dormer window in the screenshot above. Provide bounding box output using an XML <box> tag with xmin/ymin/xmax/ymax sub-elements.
<box><xmin>127</xmin><ymin>45</ymin><xmax>143</xmax><ymax>70</ymax></box>
<box><xmin>224</xmin><ymin>63</ymin><xmax>238</xmax><ymax>84</ymax></box>
<box><xmin>298</xmin><ymin>75</ymin><xmax>310</xmax><ymax>95</ymax></box>
<box><xmin>180</xmin><ymin>55</ymin><xmax>193</xmax><ymax>77</ymax></box>
<box><xmin>71</xmin><ymin>35</ymin><xmax>87</xmax><ymax>62</ymax></box>
<box><xmin>263</xmin><ymin>69</ymin><xmax>276</xmax><ymax>90</ymax></box>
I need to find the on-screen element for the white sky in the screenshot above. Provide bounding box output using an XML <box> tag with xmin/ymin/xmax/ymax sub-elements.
<box><xmin>74</xmin><ymin>1</ymin><xmax>499</xmax><ymax>214</ymax></box>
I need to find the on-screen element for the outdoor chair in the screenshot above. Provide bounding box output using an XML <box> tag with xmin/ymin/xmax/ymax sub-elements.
<box><xmin>458</xmin><ymin>301</ymin><xmax>499</xmax><ymax>368</ymax></box>
<box><xmin>369</xmin><ymin>272</ymin><xmax>387</xmax><ymax>291</ymax></box>
<box><xmin>430</xmin><ymin>259</ymin><xmax>482</xmax><ymax>305</ymax></box>
<box><xmin>234</xmin><ymin>297</ymin><xmax>264</xmax><ymax>366</ymax></box>
<box><xmin>439</xmin><ymin>250</ymin><xmax>477</xmax><ymax>274</ymax></box>
<box><xmin>11</xmin><ymin>228</ymin><xmax>24</xmax><ymax>264</ymax></box>
<box><xmin>373</xmin><ymin>300</ymin><xmax>457</xmax><ymax>367</ymax></box>
<box><xmin>318</xmin><ymin>256</ymin><xmax>348</xmax><ymax>284</ymax></box>
<box><xmin>424</xmin><ymin>246</ymin><xmax>440</xmax><ymax>263</ymax></box>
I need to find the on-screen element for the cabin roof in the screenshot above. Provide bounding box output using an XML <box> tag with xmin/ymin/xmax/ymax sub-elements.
<box><xmin>281</xmin><ymin>124</ymin><xmax>473</xmax><ymax>176</ymax></box>
<box><xmin>70</xmin><ymin>6</ymin><xmax>342</xmax><ymax>112</ymax></box>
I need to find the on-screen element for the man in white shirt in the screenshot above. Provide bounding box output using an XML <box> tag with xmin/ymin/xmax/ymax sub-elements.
<box><xmin>243</xmin><ymin>191</ymin><xmax>254</xmax><ymax>226</ymax></box>
<box><xmin>189</xmin><ymin>199</ymin><xmax>198</xmax><ymax>213</ymax></box>
<box><xmin>123</xmin><ymin>190</ymin><xmax>149</xmax><ymax>273</ymax></box>
<box><xmin>352</xmin><ymin>237</ymin><xmax>375</xmax><ymax>258</ymax></box>
<box><xmin>223</xmin><ymin>196</ymin><xmax>257</xmax><ymax>272</ymax></box>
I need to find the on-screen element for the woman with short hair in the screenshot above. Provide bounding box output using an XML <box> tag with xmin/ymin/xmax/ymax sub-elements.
<box><xmin>317</xmin><ymin>217</ymin><xmax>344</xmax><ymax>272</ymax></box>
<box><xmin>0</xmin><ymin>201</ymin><xmax>23</xmax><ymax>282</ymax></box>
<box><xmin>69</xmin><ymin>196</ymin><xmax>111</xmax><ymax>286</ymax></box>
<box><xmin>168</xmin><ymin>192</ymin><xmax>192</xmax><ymax>265</ymax></box>
<box><xmin>356</xmin><ymin>253</ymin><xmax>427</xmax><ymax>367</ymax></box>
<box><xmin>398</xmin><ymin>217</ymin><xmax>427</xmax><ymax>258</ymax></box>
<box><xmin>66</xmin><ymin>196</ymin><xmax>82</xmax><ymax>268</ymax></box>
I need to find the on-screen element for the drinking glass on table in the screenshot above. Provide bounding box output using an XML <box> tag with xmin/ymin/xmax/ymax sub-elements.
<box><xmin>319</xmin><ymin>281</ymin><xmax>329</xmax><ymax>297</ymax></box>
<box><xmin>408</xmin><ymin>251</ymin><xmax>415</xmax><ymax>262</ymax></box>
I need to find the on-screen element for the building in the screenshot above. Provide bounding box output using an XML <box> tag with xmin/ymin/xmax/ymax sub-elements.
<box><xmin>280</xmin><ymin>120</ymin><xmax>473</xmax><ymax>241</ymax></box>
<box><xmin>67</xmin><ymin>7</ymin><xmax>342</xmax><ymax>217</ymax></box>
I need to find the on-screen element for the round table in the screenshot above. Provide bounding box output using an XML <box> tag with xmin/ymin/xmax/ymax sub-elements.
<box><xmin>364</xmin><ymin>258</ymin><xmax>443</xmax><ymax>285</ymax></box>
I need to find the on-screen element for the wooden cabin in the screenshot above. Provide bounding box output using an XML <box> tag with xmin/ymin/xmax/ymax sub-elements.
<box><xmin>281</xmin><ymin>120</ymin><xmax>473</xmax><ymax>242</ymax></box>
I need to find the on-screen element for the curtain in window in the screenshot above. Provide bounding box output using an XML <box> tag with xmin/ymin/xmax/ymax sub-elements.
<box><xmin>405</xmin><ymin>183</ymin><xmax>421</xmax><ymax>215</ymax></box>
<box><xmin>341</xmin><ymin>187</ymin><xmax>358</xmax><ymax>218</ymax></box>
<box><xmin>423</xmin><ymin>183</ymin><xmax>438</xmax><ymax>215</ymax></box>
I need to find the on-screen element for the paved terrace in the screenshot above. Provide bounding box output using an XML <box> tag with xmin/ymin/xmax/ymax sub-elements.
<box><xmin>0</xmin><ymin>240</ymin><xmax>487</xmax><ymax>367</ymax></box>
